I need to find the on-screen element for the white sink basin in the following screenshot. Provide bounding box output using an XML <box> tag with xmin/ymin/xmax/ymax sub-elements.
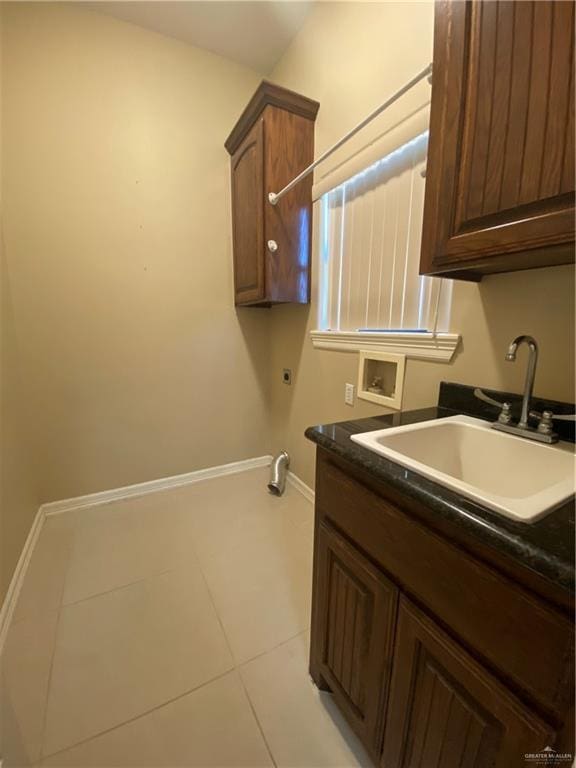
<box><xmin>351</xmin><ymin>415</ymin><xmax>575</xmax><ymax>522</ymax></box>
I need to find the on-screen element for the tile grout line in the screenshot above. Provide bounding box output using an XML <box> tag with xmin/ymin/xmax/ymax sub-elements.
<box><xmin>20</xmin><ymin>473</ymin><xmax>313</xmax><ymax>625</ymax></box>
<box><xmin>237</xmin><ymin>672</ymin><xmax>278</xmax><ymax>768</ymax></box>
<box><xmin>39</xmin><ymin>627</ymin><xmax>312</xmax><ymax>765</ymax></box>
<box><xmin>5</xmin><ymin>465</ymin><xmax>309</xmax><ymax>632</ymax></box>
<box><xmin>36</xmin><ymin>501</ymin><xmax>208</xmax><ymax>760</ymax></box>
<box><xmin>193</xmin><ymin>517</ymin><xmax>312</xmax><ymax>670</ymax></box>
<box><xmin>11</xmin><ymin>556</ymin><xmax>183</xmax><ymax>628</ymax></box>
<box><xmin>237</xmin><ymin>628</ymin><xmax>309</xmax><ymax>669</ymax></box>
<box><xmin>39</xmin><ymin>538</ymin><xmax>212</xmax><ymax>757</ymax></box>
<box><xmin>42</xmin><ymin>474</ymin><xmax>312</xmax><ymax>619</ymax></box>
<box><xmin>195</xmin><ymin>536</ymin><xmax>312</xmax><ymax>768</ymax></box>
<box><xmin>235</xmin><ymin>629</ymin><xmax>313</xmax><ymax>768</ymax></box>
<box><xmin>195</xmin><ymin>561</ymin><xmax>237</xmax><ymax>665</ymax></box>
<box><xmin>27</xmin><ymin>470</ymin><xmax>315</xmax><ymax>764</ymax></box>
<box><xmin>58</xmin><ymin>568</ymin><xmax>175</xmax><ymax>611</ymax></box>
<box><xmin>38</xmin><ymin>602</ymin><xmax>62</xmax><ymax>762</ymax></box>
<box><xmin>37</xmin><ymin>527</ymin><xmax>77</xmax><ymax>762</ymax></box>
<box><xmin>39</xmin><ymin>667</ymin><xmax>236</xmax><ymax>762</ymax></box>
<box><xmin>23</xmin><ymin>493</ymin><xmax>309</xmax><ymax>629</ymax></box>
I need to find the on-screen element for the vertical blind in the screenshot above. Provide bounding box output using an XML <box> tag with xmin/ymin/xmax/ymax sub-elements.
<box><xmin>318</xmin><ymin>131</ymin><xmax>452</xmax><ymax>333</ymax></box>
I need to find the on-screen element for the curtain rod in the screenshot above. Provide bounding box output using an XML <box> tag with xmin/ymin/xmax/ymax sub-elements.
<box><xmin>268</xmin><ymin>62</ymin><xmax>433</xmax><ymax>206</ymax></box>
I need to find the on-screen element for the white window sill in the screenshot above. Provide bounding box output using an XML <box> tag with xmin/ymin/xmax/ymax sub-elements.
<box><xmin>309</xmin><ymin>330</ymin><xmax>461</xmax><ymax>362</ymax></box>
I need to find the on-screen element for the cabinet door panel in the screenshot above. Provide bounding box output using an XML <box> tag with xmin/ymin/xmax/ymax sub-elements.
<box><xmin>381</xmin><ymin>598</ymin><xmax>555</xmax><ymax>768</ymax></box>
<box><xmin>312</xmin><ymin>521</ymin><xmax>398</xmax><ymax>753</ymax></box>
<box><xmin>421</xmin><ymin>0</ymin><xmax>575</xmax><ymax>277</ymax></box>
<box><xmin>263</xmin><ymin>106</ymin><xmax>314</xmax><ymax>303</ymax></box>
<box><xmin>231</xmin><ymin>119</ymin><xmax>264</xmax><ymax>304</ymax></box>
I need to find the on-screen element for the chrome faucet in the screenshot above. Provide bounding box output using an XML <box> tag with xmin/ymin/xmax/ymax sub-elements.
<box><xmin>475</xmin><ymin>335</ymin><xmax>573</xmax><ymax>444</ymax></box>
<box><xmin>505</xmin><ymin>335</ymin><xmax>538</xmax><ymax>429</ymax></box>
<box><xmin>490</xmin><ymin>334</ymin><xmax>551</xmax><ymax>440</ymax></box>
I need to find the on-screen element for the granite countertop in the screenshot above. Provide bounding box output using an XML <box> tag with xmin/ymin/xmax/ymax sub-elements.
<box><xmin>305</xmin><ymin>383</ymin><xmax>575</xmax><ymax>595</ymax></box>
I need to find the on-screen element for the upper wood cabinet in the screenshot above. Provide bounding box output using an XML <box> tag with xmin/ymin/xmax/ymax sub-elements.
<box><xmin>421</xmin><ymin>0</ymin><xmax>575</xmax><ymax>279</ymax></box>
<box><xmin>225</xmin><ymin>82</ymin><xmax>319</xmax><ymax>306</ymax></box>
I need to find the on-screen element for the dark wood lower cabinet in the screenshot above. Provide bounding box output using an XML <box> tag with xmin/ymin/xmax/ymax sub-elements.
<box><xmin>312</xmin><ymin>521</ymin><xmax>397</xmax><ymax>756</ymax></box>
<box><xmin>381</xmin><ymin>598</ymin><xmax>554</xmax><ymax>768</ymax></box>
<box><xmin>309</xmin><ymin>449</ymin><xmax>574</xmax><ymax>768</ymax></box>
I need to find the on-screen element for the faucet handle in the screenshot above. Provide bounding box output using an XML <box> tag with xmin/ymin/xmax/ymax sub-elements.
<box><xmin>529</xmin><ymin>409</ymin><xmax>575</xmax><ymax>428</ymax></box>
<box><xmin>528</xmin><ymin>409</ymin><xmax>562</xmax><ymax>438</ymax></box>
<box><xmin>474</xmin><ymin>389</ymin><xmax>512</xmax><ymax>423</ymax></box>
<box><xmin>497</xmin><ymin>402</ymin><xmax>513</xmax><ymax>424</ymax></box>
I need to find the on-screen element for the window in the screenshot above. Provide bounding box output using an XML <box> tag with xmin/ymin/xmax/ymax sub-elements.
<box><xmin>317</xmin><ymin>131</ymin><xmax>452</xmax><ymax>337</ymax></box>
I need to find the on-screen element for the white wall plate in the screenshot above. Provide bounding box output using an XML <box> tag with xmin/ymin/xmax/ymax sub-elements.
<box><xmin>357</xmin><ymin>350</ymin><xmax>406</xmax><ymax>410</ymax></box>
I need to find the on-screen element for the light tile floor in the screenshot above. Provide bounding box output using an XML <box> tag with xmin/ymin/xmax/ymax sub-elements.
<box><xmin>1</xmin><ymin>467</ymin><xmax>370</xmax><ymax>768</ymax></box>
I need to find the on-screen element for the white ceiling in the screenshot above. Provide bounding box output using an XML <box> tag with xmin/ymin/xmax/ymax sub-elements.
<box><xmin>87</xmin><ymin>1</ymin><xmax>313</xmax><ymax>74</ymax></box>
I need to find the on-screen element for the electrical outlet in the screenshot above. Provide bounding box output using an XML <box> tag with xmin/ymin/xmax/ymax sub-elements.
<box><xmin>345</xmin><ymin>382</ymin><xmax>355</xmax><ymax>406</ymax></box>
<box><xmin>282</xmin><ymin>368</ymin><xmax>292</xmax><ymax>385</ymax></box>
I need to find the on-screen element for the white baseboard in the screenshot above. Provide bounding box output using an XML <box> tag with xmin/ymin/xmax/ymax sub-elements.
<box><xmin>0</xmin><ymin>505</ymin><xmax>46</xmax><ymax>653</ymax></box>
<box><xmin>43</xmin><ymin>455</ymin><xmax>274</xmax><ymax>517</ymax></box>
<box><xmin>0</xmin><ymin>455</ymin><xmax>307</xmax><ymax>649</ymax></box>
<box><xmin>287</xmin><ymin>471</ymin><xmax>315</xmax><ymax>503</ymax></box>
<box><xmin>0</xmin><ymin>455</ymin><xmax>273</xmax><ymax>644</ymax></box>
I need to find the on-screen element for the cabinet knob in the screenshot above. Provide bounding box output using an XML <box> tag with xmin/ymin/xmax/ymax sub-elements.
<box><xmin>267</xmin><ymin>239</ymin><xmax>278</xmax><ymax>254</ymax></box>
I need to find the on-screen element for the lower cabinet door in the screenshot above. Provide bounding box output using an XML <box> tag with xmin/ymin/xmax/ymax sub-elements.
<box><xmin>313</xmin><ymin>521</ymin><xmax>398</xmax><ymax>752</ymax></box>
<box><xmin>381</xmin><ymin>597</ymin><xmax>556</xmax><ymax>768</ymax></box>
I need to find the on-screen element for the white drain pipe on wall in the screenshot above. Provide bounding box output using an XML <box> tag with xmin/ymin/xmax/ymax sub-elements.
<box><xmin>268</xmin><ymin>451</ymin><xmax>290</xmax><ymax>496</ymax></box>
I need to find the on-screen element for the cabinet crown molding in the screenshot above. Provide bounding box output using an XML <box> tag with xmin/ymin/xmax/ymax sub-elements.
<box><xmin>225</xmin><ymin>80</ymin><xmax>320</xmax><ymax>155</ymax></box>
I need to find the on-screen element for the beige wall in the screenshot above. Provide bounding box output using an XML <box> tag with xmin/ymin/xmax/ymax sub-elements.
<box><xmin>1</xmin><ymin>2</ymin><xmax>270</xmax><ymax>508</ymax></box>
<box><xmin>268</xmin><ymin>1</ymin><xmax>575</xmax><ymax>488</ymax></box>
<box><xmin>0</xmin><ymin>7</ymin><xmax>40</xmax><ymax>603</ymax></box>
<box><xmin>1</xmin><ymin>1</ymin><xmax>574</xmax><ymax>599</ymax></box>
<box><xmin>0</xmin><ymin>238</ymin><xmax>40</xmax><ymax>604</ymax></box>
